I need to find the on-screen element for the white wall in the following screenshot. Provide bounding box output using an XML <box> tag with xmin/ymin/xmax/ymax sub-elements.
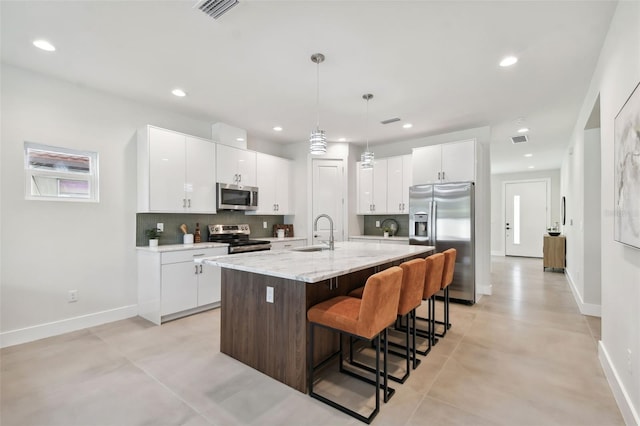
<box><xmin>0</xmin><ymin>64</ymin><xmax>282</xmax><ymax>346</ymax></box>
<box><xmin>561</xmin><ymin>2</ymin><xmax>640</xmax><ymax>423</ymax></box>
<box><xmin>490</xmin><ymin>169</ymin><xmax>561</xmax><ymax>255</ymax></box>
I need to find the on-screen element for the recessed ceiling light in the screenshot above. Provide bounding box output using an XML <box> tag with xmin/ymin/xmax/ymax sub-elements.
<box><xmin>338</xmin><ymin>137</ymin><xmax>346</xmax><ymax>142</ymax></box>
<box><xmin>171</xmin><ymin>89</ymin><xmax>187</xmax><ymax>97</ymax></box>
<box><xmin>499</xmin><ymin>56</ymin><xmax>518</xmax><ymax>67</ymax></box>
<box><xmin>236</xmin><ymin>137</ymin><xmax>245</xmax><ymax>142</ymax></box>
<box><xmin>524</xmin><ymin>153</ymin><xmax>533</xmax><ymax>158</ymax></box>
<box><xmin>33</xmin><ymin>39</ymin><xmax>55</xmax><ymax>52</ymax></box>
<box><xmin>518</xmin><ymin>127</ymin><xmax>529</xmax><ymax>133</ymax></box>
<box><xmin>528</xmin><ymin>165</ymin><xmax>535</xmax><ymax>169</ymax></box>
<box><xmin>273</xmin><ymin>126</ymin><xmax>283</xmax><ymax>132</ymax></box>
<box><xmin>403</xmin><ymin>123</ymin><xmax>413</xmax><ymax>129</ymax></box>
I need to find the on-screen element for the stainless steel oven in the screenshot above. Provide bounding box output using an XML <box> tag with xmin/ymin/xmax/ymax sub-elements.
<box><xmin>207</xmin><ymin>224</ymin><xmax>271</xmax><ymax>254</ymax></box>
<box><xmin>217</xmin><ymin>183</ymin><xmax>258</xmax><ymax>211</ymax></box>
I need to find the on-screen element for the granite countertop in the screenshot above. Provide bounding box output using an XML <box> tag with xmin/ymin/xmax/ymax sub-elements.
<box><xmin>136</xmin><ymin>242</ymin><xmax>229</xmax><ymax>252</ymax></box>
<box><xmin>349</xmin><ymin>235</ymin><xmax>409</xmax><ymax>241</ymax></box>
<box><xmin>197</xmin><ymin>241</ymin><xmax>434</xmax><ymax>283</ymax></box>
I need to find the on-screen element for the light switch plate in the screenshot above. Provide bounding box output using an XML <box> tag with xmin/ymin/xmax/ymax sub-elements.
<box><xmin>157</xmin><ymin>223</ymin><xmax>164</xmax><ymax>232</ymax></box>
<box><xmin>266</xmin><ymin>286</ymin><xmax>274</xmax><ymax>303</ymax></box>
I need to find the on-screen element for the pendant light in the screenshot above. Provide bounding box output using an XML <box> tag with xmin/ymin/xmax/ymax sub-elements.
<box><xmin>309</xmin><ymin>53</ymin><xmax>327</xmax><ymax>155</ymax></box>
<box><xmin>360</xmin><ymin>93</ymin><xmax>374</xmax><ymax>169</ymax></box>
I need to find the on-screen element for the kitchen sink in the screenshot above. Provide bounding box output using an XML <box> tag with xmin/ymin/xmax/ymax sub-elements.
<box><xmin>290</xmin><ymin>245</ymin><xmax>331</xmax><ymax>252</ymax></box>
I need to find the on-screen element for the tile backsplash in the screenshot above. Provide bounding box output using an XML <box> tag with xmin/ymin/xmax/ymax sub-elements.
<box><xmin>363</xmin><ymin>215</ymin><xmax>409</xmax><ymax>237</ymax></box>
<box><xmin>137</xmin><ymin>212</ymin><xmax>285</xmax><ymax>246</ymax></box>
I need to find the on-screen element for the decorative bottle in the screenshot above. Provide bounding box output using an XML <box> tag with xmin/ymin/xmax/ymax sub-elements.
<box><xmin>194</xmin><ymin>223</ymin><xmax>201</xmax><ymax>243</ymax></box>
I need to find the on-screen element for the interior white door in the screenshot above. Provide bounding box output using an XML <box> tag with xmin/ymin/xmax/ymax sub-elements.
<box><xmin>505</xmin><ymin>181</ymin><xmax>548</xmax><ymax>257</ymax></box>
<box><xmin>312</xmin><ymin>159</ymin><xmax>344</xmax><ymax>244</ymax></box>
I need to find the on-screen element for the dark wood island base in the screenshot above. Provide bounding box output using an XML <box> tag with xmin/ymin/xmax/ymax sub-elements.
<box><xmin>220</xmin><ymin>252</ymin><xmax>430</xmax><ymax>393</ymax></box>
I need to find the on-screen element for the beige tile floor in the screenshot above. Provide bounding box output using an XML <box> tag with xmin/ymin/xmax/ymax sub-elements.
<box><xmin>1</xmin><ymin>256</ymin><xmax>624</xmax><ymax>425</ymax></box>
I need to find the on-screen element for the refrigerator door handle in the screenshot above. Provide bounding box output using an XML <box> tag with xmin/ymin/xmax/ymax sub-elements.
<box><xmin>432</xmin><ymin>200</ymin><xmax>437</xmax><ymax>245</ymax></box>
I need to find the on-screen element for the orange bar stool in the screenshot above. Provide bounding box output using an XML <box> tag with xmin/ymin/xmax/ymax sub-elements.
<box><xmin>435</xmin><ymin>248</ymin><xmax>457</xmax><ymax>338</ymax></box>
<box><xmin>348</xmin><ymin>259</ymin><xmax>425</xmax><ymax>383</ymax></box>
<box><xmin>415</xmin><ymin>252</ymin><xmax>445</xmax><ymax>356</ymax></box>
<box><xmin>307</xmin><ymin>266</ymin><xmax>403</xmax><ymax>424</ymax></box>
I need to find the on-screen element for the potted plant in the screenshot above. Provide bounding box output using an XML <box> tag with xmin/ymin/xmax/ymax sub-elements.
<box><xmin>145</xmin><ymin>228</ymin><xmax>161</xmax><ymax>247</ymax></box>
<box><xmin>383</xmin><ymin>227</ymin><xmax>391</xmax><ymax>238</ymax></box>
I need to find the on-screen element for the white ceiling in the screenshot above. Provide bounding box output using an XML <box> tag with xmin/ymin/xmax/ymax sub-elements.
<box><xmin>1</xmin><ymin>0</ymin><xmax>617</xmax><ymax>174</ymax></box>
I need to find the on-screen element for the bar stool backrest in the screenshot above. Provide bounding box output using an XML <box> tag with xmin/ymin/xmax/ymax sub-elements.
<box><xmin>441</xmin><ymin>249</ymin><xmax>457</xmax><ymax>290</ymax></box>
<box><xmin>358</xmin><ymin>266</ymin><xmax>403</xmax><ymax>339</ymax></box>
<box><xmin>424</xmin><ymin>253</ymin><xmax>445</xmax><ymax>299</ymax></box>
<box><xmin>398</xmin><ymin>259</ymin><xmax>426</xmax><ymax>315</ymax></box>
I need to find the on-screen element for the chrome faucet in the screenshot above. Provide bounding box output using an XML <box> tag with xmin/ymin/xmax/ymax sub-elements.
<box><xmin>313</xmin><ymin>214</ymin><xmax>335</xmax><ymax>250</ymax></box>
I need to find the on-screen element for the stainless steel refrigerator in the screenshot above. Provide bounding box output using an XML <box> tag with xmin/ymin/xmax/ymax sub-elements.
<box><xmin>409</xmin><ymin>182</ymin><xmax>475</xmax><ymax>304</ymax></box>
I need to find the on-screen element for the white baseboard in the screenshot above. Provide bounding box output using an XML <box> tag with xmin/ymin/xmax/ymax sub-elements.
<box><xmin>0</xmin><ymin>305</ymin><xmax>138</xmax><ymax>348</ymax></box>
<box><xmin>478</xmin><ymin>284</ymin><xmax>492</xmax><ymax>296</ymax></box>
<box><xmin>491</xmin><ymin>250</ymin><xmax>504</xmax><ymax>256</ymax></box>
<box><xmin>565</xmin><ymin>270</ymin><xmax>601</xmax><ymax>317</ymax></box>
<box><xmin>599</xmin><ymin>341</ymin><xmax>640</xmax><ymax>426</ymax></box>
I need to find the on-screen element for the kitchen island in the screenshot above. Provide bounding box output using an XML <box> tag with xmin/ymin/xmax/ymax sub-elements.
<box><xmin>199</xmin><ymin>241</ymin><xmax>434</xmax><ymax>392</ymax></box>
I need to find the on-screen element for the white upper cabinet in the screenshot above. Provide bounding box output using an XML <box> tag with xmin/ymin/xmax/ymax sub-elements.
<box><xmin>185</xmin><ymin>136</ymin><xmax>217</xmax><ymax>213</ymax></box>
<box><xmin>250</xmin><ymin>153</ymin><xmax>292</xmax><ymax>215</ymax></box>
<box><xmin>357</xmin><ymin>159</ymin><xmax>388</xmax><ymax>214</ymax></box>
<box><xmin>412</xmin><ymin>139</ymin><xmax>475</xmax><ymax>184</ymax></box>
<box><xmin>387</xmin><ymin>155</ymin><xmax>412</xmax><ymax>213</ymax></box>
<box><xmin>216</xmin><ymin>144</ymin><xmax>257</xmax><ymax>187</ymax></box>
<box><xmin>138</xmin><ymin>126</ymin><xmax>216</xmax><ymax>213</ymax></box>
<box><xmin>211</xmin><ymin>123</ymin><xmax>247</xmax><ymax>149</ymax></box>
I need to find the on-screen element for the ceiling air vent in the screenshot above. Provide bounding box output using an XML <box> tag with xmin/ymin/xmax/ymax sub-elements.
<box><xmin>380</xmin><ymin>117</ymin><xmax>401</xmax><ymax>125</ymax></box>
<box><xmin>511</xmin><ymin>135</ymin><xmax>528</xmax><ymax>144</ymax></box>
<box><xmin>194</xmin><ymin>0</ymin><xmax>239</xmax><ymax>19</ymax></box>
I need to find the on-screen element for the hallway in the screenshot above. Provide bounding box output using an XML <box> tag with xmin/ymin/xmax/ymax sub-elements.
<box><xmin>0</xmin><ymin>256</ymin><xmax>623</xmax><ymax>425</ymax></box>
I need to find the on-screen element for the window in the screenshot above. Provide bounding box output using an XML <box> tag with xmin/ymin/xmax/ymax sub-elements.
<box><xmin>24</xmin><ymin>142</ymin><xmax>99</xmax><ymax>202</ymax></box>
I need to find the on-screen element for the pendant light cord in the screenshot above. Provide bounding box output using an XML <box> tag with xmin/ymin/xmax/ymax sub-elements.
<box><xmin>316</xmin><ymin>60</ymin><xmax>320</xmax><ymax>130</ymax></box>
<box><xmin>365</xmin><ymin>96</ymin><xmax>370</xmax><ymax>151</ymax></box>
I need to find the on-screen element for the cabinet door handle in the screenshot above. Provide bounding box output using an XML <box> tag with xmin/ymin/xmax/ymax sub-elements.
<box><xmin>199</xmin><ymin>264</ymin><xmax>203</xmax><ymax>274</ymax></box>
<box><xmin>183</xmin><ymin>198</ymin><xmax>186</xmax><ymax>208</ymax></box>
<box><xmin>192</xmin><ymin>253</ymin><xmax>205</xmax><ymax>257</ymax></box>
<box><xmin>194</xmin><ymin>265</ymin><xmax>198</xmax><ymax>275</ymax></box>
<box><xmin>187</xmin><ymin>199</ymin><xmax>191</xmax><ymax>208</ymax></box>
<box><xmin>238</xmin><ymin>174</ymin><xmax>242</xmax><ymax>183</ymax></box>
<box><xmin>442</xmin><ymin>171</ymin><xmax>445</xmax><ymax>180</ymax></box>
<box><xmin>437</xmin><ymin>172</ymin><xmax>441</xmax><ymax>180</ymax></box>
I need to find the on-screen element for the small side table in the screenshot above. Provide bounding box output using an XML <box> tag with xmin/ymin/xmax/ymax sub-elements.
<box><xmin>543</xmin><ymin>235</ymin><xmax>565</xmax><ymax>271</ymax></box>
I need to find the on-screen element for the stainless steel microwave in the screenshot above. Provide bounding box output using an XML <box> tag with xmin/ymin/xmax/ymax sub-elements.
<box><xmin>217</xmin><ymin>183</ymin><xmax>258</xmax><ymax>211</ymax></box>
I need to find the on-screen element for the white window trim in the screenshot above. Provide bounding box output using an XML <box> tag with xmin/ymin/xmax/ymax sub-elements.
<box><xmin>24</xmin><ymin>142</ymin><xmax>100</xmax><ymax>202</ymax></box>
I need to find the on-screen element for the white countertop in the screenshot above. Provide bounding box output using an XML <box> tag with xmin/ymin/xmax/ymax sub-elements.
<box><xmin>136</xmin><ymin>242</ymin><xmax>228</xmax><ymax>252</ymax></box>
<box><xmin>198</xmin><ymin>241</ymin><xmax>434</xmax><ymax>283</ymax></box>
<box><xmin>349</xmin><ymin>235</ymin><xmax>409</xmax><ymax>241</ymax></box>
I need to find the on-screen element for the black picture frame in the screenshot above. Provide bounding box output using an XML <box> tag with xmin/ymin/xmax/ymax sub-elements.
<box><xmin>561</xmin><ymin>196</ymin><xmax>566</xmax><ymax>226</ymax></box>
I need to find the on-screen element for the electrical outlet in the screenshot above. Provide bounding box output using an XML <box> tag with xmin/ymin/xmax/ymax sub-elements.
<box><xmin>263</xmin><ymin>221</ymin><xmax>268</xmax><ymax>229</ymax></box>
<box><xmin>376</xmin><ymin>221</ymin><xmax>380</xmax><ymax>228</ymax></box>
<box><xmin>68</xmin><ymin>290</ymin><xmax>78</xmax><ymax>303</ymax></box>
<box><xmin>157</xmin><ymin>223</ymin><xmax>164</xmax><ymax>232</ymax></box>
<box><xmin>266</xmin><ymin>286</ymin><xmax>274</xmax><ymax>303</ymax></box>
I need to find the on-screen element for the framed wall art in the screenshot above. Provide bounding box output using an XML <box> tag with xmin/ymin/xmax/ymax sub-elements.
<box><xmin>614</xmin><ymin>81</ymin><xmax>640</xmax><ymax>249</ymax></box>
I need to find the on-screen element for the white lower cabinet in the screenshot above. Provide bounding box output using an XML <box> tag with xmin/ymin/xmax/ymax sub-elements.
<box><xmin>269</xmin><ymin>239</ymin><xmax>306</xmax><ymax>251</ymax></box>
<box><xmin>349</xmin><ymin>236</ymin><xmax>409</xmax><ymax>245</ymax></box>
<box><xmin>138</xmin><ymin>246</ymin><xmax>227</xmax><ymax>324</ymax></box>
